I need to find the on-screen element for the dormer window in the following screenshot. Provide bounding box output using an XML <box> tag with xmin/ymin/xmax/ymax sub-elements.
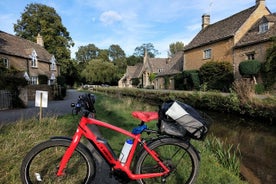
<box><xmin>50</xmin><ymin>55</ymin><xmax>56</xmax><ymax>71</ymax></box>
<box><xmin>259</xmin><ymin>22</ymin><xmax>268</xmax><ymax>33</ymax></box>
<box><xmin>30</xmin><ymin>49</ymin><xmax>38</xmax><ymax>67</ymax></box>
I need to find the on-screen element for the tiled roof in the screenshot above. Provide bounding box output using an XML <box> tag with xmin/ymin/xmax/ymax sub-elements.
<box><xmin>235</xmin><ymin>13</ymin><xmax>276</xmax><ymax>47</ymax></box>
<box><xmin>157</xmin><ymin>51</ymin><xmax>183</xmax><ymax>76</ymax></box>
<box><xmin>148</xmin><ymin>58</ymin><xmax>168</xmax><ymax>73</ymax></box>
<box><xmin>126</xmin><ymin>62</ymin><xmax>143</xmax><ymax>78</ymax></box>
<box><xmin>0</xmin><ymin>30</ymin><xmax>53</xmax><ymax>63</ymax></box>
<box><xmin>184</xmin><ymin>6</ymin><xmax>257</xmax><ymax>51</ymax></box>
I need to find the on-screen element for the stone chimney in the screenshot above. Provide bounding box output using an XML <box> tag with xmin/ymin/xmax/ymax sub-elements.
<box><xmin>256</xmin><ymin>0</ymin><xmax>265</xmax><ymax>7</ymax></box>
<box><xmin>143</xmin><ymin>48</ymin><xmax>148</xmax><ymax>64</ymax></box>
<box><xmin>36</xmin><ymin>33</ymin><xmax>44</xmax><ymax>47</ymax></box>
<box><xmin>202</xmin><ymin>14</ymin><xmax>210</xmax><ymax>29</ymax></box>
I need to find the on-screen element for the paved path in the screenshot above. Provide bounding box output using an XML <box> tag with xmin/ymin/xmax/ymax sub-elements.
<box><xmin>0</xmin><ymin>89</ymin><xmax>82</xmax><ymax>125</ymax></box>
<box><xmin>0</xmin><ymin>89</ymin><xmax>120</xmax><ymax>183</ymax></box>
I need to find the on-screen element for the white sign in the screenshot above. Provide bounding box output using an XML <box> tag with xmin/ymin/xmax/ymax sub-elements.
<box><xmin>35</xmin><ymin>90</ymin><xmax>48</xmax><ymax>108</ymax></box>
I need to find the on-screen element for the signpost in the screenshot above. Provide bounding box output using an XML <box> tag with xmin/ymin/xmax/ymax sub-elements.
<box><xmin>35</xmin><ymin>90</ymin><xmax>48</xmax><ymax>123</ymax></box>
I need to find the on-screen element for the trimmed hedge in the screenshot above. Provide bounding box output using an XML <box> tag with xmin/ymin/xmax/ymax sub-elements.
<box><xmin>93</xmin><ymin>87</ymin><xmax>275</xmax><ymax>123</ymax></box>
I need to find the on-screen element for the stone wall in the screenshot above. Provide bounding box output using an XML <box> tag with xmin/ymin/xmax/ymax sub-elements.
<box><xmin>27</xmin><ymin>85</ymin><xmax>55</xmax><ymax>100</ymax></box>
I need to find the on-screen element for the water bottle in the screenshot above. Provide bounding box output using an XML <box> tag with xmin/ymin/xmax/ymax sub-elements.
<box><xmin>119</xmin><ymin>139</ymin><xmax>133</xmax><ymax>164</ymax></box>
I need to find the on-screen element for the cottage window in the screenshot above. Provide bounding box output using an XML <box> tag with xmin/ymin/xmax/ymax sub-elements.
<box><xmin>30</xmin><ymin>76</ymin><xmax>38</xmax><ymax>85</ymax></box>
<box><xmin>203</xmin><ymin>49</ymin><xmax>211</xmax><ymax>59</ymax></box>
<box><xmin>246</xmin><ymin>52</ymin><xmax>255</xmax><ymax>60</ymax></box>
<box><xmin>158</xmin><ymin>68</ymin><xmax>164</xmax><ymax>73</ymax></box>
<box><xmin>50</xmin><ymin>56</ymin><xmax>56</xmax><ymax>71</ymax></box>
<box><xmin>1</xmin><ymin>57</ymin><xmax>9</xmax><ymax>68</ymax></box>
<box><xmin>30</xmin><ymin>50</ymin><xmax>38</xmax><ymax>67</ymax></box>
<box><xmin>259</xmin><ymin>22</ymin><xmax>268</xmax><ymax>33</ymax></box>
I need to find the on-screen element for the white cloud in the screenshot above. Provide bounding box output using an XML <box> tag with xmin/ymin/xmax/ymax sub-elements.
<box><xmin>100</xmin><ymin>11</ymin><xmax>122</xmax><ymax>25</ymax></box>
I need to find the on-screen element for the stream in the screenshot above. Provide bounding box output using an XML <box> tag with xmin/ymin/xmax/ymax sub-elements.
<box><xmin>207</xmin><ymin>111</ymin><xmax>276</xmax><ymax>184</ymax></box>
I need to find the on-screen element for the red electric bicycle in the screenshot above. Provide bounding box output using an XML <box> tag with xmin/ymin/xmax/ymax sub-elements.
<box><xmin>21</xmin><ymin>94</ymin><xmax>210</xmax><ymax>184</ymax></box>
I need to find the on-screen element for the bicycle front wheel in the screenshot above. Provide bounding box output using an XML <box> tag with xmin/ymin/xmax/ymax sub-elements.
<box><xmin>135</xmin><ymin>137</ymin><xmax>200</xmax><ymax>184</ymax></box>
<box><xmin>20</xmin><ymin>139</ymin><xmax>96</xmax><ymax>184</ymax></box>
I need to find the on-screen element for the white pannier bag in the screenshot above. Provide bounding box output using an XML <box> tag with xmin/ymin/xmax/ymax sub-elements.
<box><xmin>161</xmin><ymin>101</ymin><xmax>210</xmax><ymax>140</ymax></box>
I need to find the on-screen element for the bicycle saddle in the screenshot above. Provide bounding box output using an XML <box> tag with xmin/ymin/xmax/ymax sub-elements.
<box><xmin>131</xmin><ymin>111</ymin><xmax>158</xmax><ymax>122</ymax></box>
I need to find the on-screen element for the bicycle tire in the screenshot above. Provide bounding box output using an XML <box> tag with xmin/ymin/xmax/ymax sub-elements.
<box><xmin>20</xmin><ymin>139</ymin><xmax>96</xmax><ymax>184</ymax></box>
<box><xmin>134</xmin><ymin>137</ymin><xmax>200</xmax><ymax>184</ymax></box>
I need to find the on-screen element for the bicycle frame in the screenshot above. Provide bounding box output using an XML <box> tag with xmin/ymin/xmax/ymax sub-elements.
<box><xmin>56</xmin><ymin>115</ymin><xmax>170</xmax><ymax>180</ymax></box>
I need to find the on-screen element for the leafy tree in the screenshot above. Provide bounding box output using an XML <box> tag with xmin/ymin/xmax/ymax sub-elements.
<box><xmin>199</xmin><ymin>61</ymin><xmax>234</xmax><ymax>92</ymax></box>
<box><xmin>109</xmin><ymin>44</ymin><xmax>127</xmax><ymax>74</ymax></box>
<box><xmin>134</xmin><ymin>43</ymin><xmax>159</xmax><ymax>58</ymax></box>
<box><xmin>14</xmin><ymin>3</ymin><xmax>74</xmax><ymax>79</ymax></box>
<box><xmin>75</xmin><ymin>44</ymin><xmax>99</xmax><ymax>63</ymax></box>
<box><xmin>239</xmin><ymin>60</ymin><xmax>261</xmax><ymax>84</ymax></box>
<box><xmin>168</xmin><ymin>41</ymin><xmax>184</xmax><ymax>57</ymax></box>
<box><xmin>81</xmin><ymin>59</ymin><xmax>118</xmax><ymax>84</ymax></box>
<box><xmin>64</xmin><ymin>59</ymin><xmax>80</xmax><ymax>86</ymax></box>
<box><xmin>98</xmin><ymin>49</ymin><xmax>110</xmax><ymax>62</ymax></box>
<box><xmin>261</xmin><ymin>37</ymin><xmax>276</xmax><ymax>89</ymax></box>
<box><xmin>126</xmin><ymin>55</ymin><xmax>143</xmax><ymax>66</ymax></box>
<box><xmin>108</xmin><ymin>44</ymin><xmax>126</xmax><ymax>61</ymax></box>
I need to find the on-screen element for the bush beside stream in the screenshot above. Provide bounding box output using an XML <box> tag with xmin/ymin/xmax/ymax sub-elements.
<box><xmin>93</xmin><ymin>87</ymin><xmax>276</xmax><ymax>123</ymax></box>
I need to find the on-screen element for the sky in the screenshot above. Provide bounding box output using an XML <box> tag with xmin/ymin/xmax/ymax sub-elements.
<box><xmin>0</xmin><ymin>0</ymin><xmax>275</xmax><ymax>58</ymax></box>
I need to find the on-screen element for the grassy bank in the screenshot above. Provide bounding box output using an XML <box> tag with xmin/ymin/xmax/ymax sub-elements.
<box><xmin>0</xmin><ymin>93</ymin><xmax>246</xmax><ymax>184</ymax></box>
<box><xmin>93</xmin><ymin>87</ymin><xmax>276</xmax><ymax>123</ymax></box>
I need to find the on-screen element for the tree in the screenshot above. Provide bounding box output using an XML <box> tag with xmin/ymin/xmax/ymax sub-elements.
<box><xmin>108</xmin><ymin>44</ymin><xmax>127</xmax><ymax>74</ymax></box>
<box><xmin>75</xmin><ymin>44</ymin><xmax>99</xmax><ymax>63</ymax></box>
<box><xmin>126</xmin><ymin>55</ymin><xmax>143</xmax><ymax>66</ymax></box>
<box><xmin>239</xmin><ymin>60</ymin><xmax>261</xmax><ymax>84</ymax></box>
<box><xmin>134</xmin><ymin>43</ymin><xmax>159</xmax><ymax>58</ymax></box>
<box><xmin>98</xmin><ymin>49</ymin><xmax>110</xmax><ymax>62</ymax></box>
<box><xmin>168</xmin><ymin>41</ymin><xmax>184</xmax><ymax>57</ymax></box>
<box><xmin>14</xmin><ymin>3</ymin><xmax>74</xmax><ymax>77</ymax></box>
<box><xmin>81</xmin><ymin>59</ymin><xmax>119</xmax><ymax>84</ymax></box>
<box><xmin>108</xmin><ymin>44</ymin><xmax>126</xmax><ymax>61</ymax></box>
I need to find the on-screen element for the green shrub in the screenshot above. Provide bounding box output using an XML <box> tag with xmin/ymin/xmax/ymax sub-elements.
<box><xmin>239</xmin><ymin>60</ymin><xmax>261</xmax><ymax>77</ymax></box>
<box><xmin>38</xmin><ymin>74</ymin><xmax>48</xmax><ymax>84</ymax></box>
<box><xmin>261</xmin><ymin>37</ymin><xmax>276</xmax><ymax>89</ymax></box>
<box><xmin>255</xmin><ymin>84</ymin><xmax>265</xmax><ymax>94</ymax></box>
<box><xmin>174</xmin><ymin>70</ymin><xmax>199</xmax><ymax>90</ymax></box>
<box><xmin>199</xmin><ymin>61</ymin><xmax>234</xmax><ymax>92</ymax></box>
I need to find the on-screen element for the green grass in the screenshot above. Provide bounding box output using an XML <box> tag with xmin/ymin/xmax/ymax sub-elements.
<box><xmin>0</xmin><ymin>92</ymin><xmax>247</xmax><ymax>184</ymax></box>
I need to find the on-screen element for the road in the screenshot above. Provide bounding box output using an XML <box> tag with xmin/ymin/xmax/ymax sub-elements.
<box><xmin>0</xmin><ymin>89</ymin><xmax>120</xmax><ymax>183</ymax></box>
<box><xmin>0</xmin><ymin>89</ymin><xmax>82</xmax><ymax>125</ymax></box>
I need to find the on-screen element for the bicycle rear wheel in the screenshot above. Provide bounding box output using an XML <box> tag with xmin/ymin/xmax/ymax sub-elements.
<box><xmin>134</xmin><ymin>137</ymin><xmax>199</xmax><ymax>184</ymax></box>
<box><xmin>21</xmin><ymin>139</ymin><xmax>95</xmax><ymax>184</ymax></box>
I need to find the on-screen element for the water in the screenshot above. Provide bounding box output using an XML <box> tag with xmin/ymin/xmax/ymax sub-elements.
<box><xmin>207</xmin><ymin>111</ymin><xmax>276</xmax><ymax>184</ymax></box>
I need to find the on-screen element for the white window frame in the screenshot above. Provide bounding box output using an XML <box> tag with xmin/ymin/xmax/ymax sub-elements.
<box><xmin>30</xmin><ymin>49</ymin><xmax>38</xmax><ymax>68</ymax></box>
<box><xmin>246</xmin><ymin>52</ymin><xmax>255</xmax><ymax>60</ymax></box>
<box><xmin>30</xmin><ymin>76</ymin><xmax>38</xmax><ymax>85</ymax></box>
<box><xmin>50</xmin><ymin>55</ymin><xmax>56</xmax><ymax>71</ymax></box>
<box><xmin>259</xmin><ymin>22</ymin><xmax>268</xmax><ymax>33</ymax></box>
<box><xmin>203</xmin><ymin>49</ymin><xmax>212</xmax><ymax>59</ymax></box>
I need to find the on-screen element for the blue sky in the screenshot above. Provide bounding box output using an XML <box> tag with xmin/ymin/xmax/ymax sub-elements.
<box><xmin>1</xmin><ymin>0</ymin><xmax>275</xmax><ymax>58</ymax></box>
